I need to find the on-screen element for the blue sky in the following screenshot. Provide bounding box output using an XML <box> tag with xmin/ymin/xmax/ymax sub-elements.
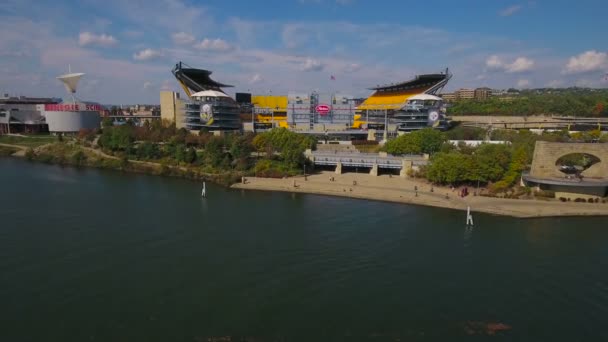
<box><xmin>0</xmin><ymin>0</ymin><xmax>607</xmax><ymax>104</ymax></box>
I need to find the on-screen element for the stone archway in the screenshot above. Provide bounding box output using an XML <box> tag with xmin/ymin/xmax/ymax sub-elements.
<box><xmin>530</xmin><ymin>142</ymin><xmax>608</xmax><ymax>179</ymax></box>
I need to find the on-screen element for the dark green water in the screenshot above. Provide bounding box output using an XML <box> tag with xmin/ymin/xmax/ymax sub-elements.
<box><xmin>1</xmin><ymin>158</ymin><xmax>608</xmax><ymax>341</ymax></box>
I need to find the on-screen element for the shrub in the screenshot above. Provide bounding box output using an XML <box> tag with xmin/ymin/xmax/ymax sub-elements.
<box><xmin>71</xmin><ymin>150</ymin><xmax>86</xmax><ymax>166</ymax></box>
<box><xmin>559</xmin><ymin>197</ymin><xmax>567</xmax><ymax>202</ymax></box>
<box><xmin>25</xmin><ymin>148</ymin><xmax>35</xmax><ymax>160</ymax></box>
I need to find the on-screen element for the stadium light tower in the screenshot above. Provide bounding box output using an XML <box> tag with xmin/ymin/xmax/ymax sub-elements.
<box><xmin>57</xmin><ymin>65</ymin><xmax>84</xmax><ymax>103</ymax></box>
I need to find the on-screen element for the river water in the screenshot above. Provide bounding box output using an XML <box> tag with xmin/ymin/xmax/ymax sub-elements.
<box><xmin>1</xmin><ymin>158</ymin><xmax>608</xmax><ymax>341</ymax></box>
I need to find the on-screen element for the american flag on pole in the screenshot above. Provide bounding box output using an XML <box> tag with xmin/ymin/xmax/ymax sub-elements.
<box><xmin>330</xmin><ymin>75</ymin><xmax>336</xmax><ymax>81</ymax></box>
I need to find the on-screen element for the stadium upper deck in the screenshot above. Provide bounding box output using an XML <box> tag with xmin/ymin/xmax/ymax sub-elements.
<box><xmin>358</xmin><ymin>69</ymin><xmax>451</xmax><ymax>111</ymax></box>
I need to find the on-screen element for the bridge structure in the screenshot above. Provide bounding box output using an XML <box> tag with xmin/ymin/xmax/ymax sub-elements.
<box><xmin>454</xmin><ymin>115</ymin><xmax>608</xmax><ymax>131</ymax></box>
<box><xmin>308</xmin><ymin>150</ymin><xmax>427</xmax><ymax>177</ymax></box>
<box><xmin>522</xmin><ymin>141</ymin><xmax>608</xmax><ymax>199</ymax></box>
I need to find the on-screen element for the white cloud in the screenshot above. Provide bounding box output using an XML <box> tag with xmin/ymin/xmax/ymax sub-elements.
<box><xmin>194</xmin><ymin>38</ymin><xmax>233</xmax><ymax>52</ymax></box>
<box><xmin>546</xmin><ymin>80</ymin><xmax>563</xmax><ymax>88</ymax></box>
<box><xmin>563</xmin><ymin>50</ymin><xmax>608</xmax><ymax>74</ymax></box>
<box><xmin>281</xmin><ymin>24</ymin><xmax>310</xmax><ymax>49</ymax></box>
<box><xmin>301</xmin><ymin>58</ymin><xmax>324</xmax><ymax>72</ymax></box>
<box><xmin>485</xmin><ymin>55</ymin><xmax>534</xmax><ymax>73</ymax></box>
<box><xmin>344</xmin><ymin>63</ymin><xmax>362</xmax><ymax>72</ymax></box>
<box><xmin>485</xmin><ymin>55</ymin><xmax>504</xmax><ymax>70</ymax></box>
<box><xmin>143</xmin><ymin>81</ymin><xmax>153</xmax><ymax>89</ymax></box>
<box><xmin>507</xmin><ymin>57</ymin><xmax>535</xmax><ymax>73</ymax></box>
<box><xmin>517</xmin><ymin>79</ymin><xmax>530</xmax><ymax>88</ymax></box>
<box><xmin>500</xmin><ymin>5</ymin><xmax>522</xmax><ymax>16</ymax></box>
<box><xmin>172</xmin><ymin>31</ymin><xmax>195</xmax><ymax>45</ymax></box>
<box><xmin>249</xmin><ymin>73</ymin><xmax>263</xmax><ymax>84</ymax></box>
<box><xmin>78</xmin><ymin>32</ymin><xmax>117</xmax><ymax>47</ymax></box>
<box><xmin>133</xmin><ymin>48</ymin><xmax>163</xmax><ymax>61</ymax></box>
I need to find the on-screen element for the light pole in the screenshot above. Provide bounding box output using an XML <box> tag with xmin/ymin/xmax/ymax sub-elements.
<box><xmin>383</xmin><ymin>107</ymin><xmax>388</xmax><ymax>141</ymax></box>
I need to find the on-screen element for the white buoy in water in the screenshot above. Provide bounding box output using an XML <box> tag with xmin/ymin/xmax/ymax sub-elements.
<box><xmin>201</xmin><ymin>182</ymin><xmax>206</xmax><ymax>198</ymax></box>
<box><xmin>466</xmin><ymin>206</ymin><xmax>474</xmax><ymax>226</ymax></box>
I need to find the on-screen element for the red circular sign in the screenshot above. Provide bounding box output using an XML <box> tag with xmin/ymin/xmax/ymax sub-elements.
<box><xmin>316</xmin><ymin>104</ymin><xmax>331</xmax><ymax>115</ymax></box>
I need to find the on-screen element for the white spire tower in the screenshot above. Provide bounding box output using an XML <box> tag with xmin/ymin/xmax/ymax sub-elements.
<box><xmin>57</xmin><ymin>66</ymin><xmax>84</xmax><ymax>103</ymax></box>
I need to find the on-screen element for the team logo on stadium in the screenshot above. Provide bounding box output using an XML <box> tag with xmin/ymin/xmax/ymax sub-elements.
<box><xmin>200</xmin><ymin>104</ymin><xmax>213</xmax><ymax>122</ymax></box>
<box><xmin>316</xmin><ymin>104</ymin><xmax>331</xmax><ymax>116</ymax></box>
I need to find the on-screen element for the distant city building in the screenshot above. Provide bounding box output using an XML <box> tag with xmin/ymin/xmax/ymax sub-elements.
<box><xmin>0</xmin><ymin>70</ymin><xmax>102</xmax><ymax>134</ymax></box>
<box><xmin>455</xmin><ymin>88</ymin><xmax>475</xmax><ymax>100</ymax></box>
<box><xmin>440</xmin><ymin>93</ymin><xmax>457</xmax><ymax>102</ymax></box>
<box><xmin>441</xmin><ymin>87</ymin><xmax>495</xmax><ymax>102</ymax></box>
<box><xmin>474</xmin><ymin>87</ymin><xmax>492</xmax><ymax>100</ymax></box>
<box><xmin>0</xmin><ymin>95</ymin><xmax>58</xmax><ymax>134</ymax></box>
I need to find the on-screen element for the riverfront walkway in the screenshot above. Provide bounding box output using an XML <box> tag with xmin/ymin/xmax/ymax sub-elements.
<box><xmin>309</xmin><ymin>150</ymin><xmax>427</xmax><ymax>175</ymax></box>
<box><xmin>233</xmin><ymin>172</ymin><xmax>608</xmax><ymax>218</ymax></box>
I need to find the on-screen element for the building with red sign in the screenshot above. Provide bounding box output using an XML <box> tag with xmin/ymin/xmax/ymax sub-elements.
<box><xmin>0</xmin><ymin>70</ymin><xmax>103</xmax><ymax>134</ymax></box>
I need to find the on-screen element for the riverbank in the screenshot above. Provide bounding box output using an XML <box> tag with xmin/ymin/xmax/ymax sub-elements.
<box><xmin>232</xmin><ymin>172</ymin><xmax>608</xmax><ymax>218</ymax></box>
<box><xmin>6</xmin><ymin>140</ymin><xmax>608</xmax><ymax>218</ymax></box>
<box><xmin>1</xmin><ymin>141</ymin><xmax>243</xmax><ymax>186</ymax></box>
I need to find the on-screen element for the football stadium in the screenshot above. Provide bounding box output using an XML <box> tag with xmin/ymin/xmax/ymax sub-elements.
<box><xmin>163</xmin><ymin>62</ymin><xmax>452</xmax><ymax>137</ymax></box>
<box><xmin>172</xmin><ymin>62</ymin><xmax>240</xmax><ymax>131</ymax></box>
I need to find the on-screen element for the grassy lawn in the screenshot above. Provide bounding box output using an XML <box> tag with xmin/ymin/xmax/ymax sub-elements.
<box><xmin>0</xmin><ymin>135</ymin><xmax>59</xmax><ymax>147</ymax></box>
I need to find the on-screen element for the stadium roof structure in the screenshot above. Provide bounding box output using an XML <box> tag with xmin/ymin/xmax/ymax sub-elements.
<box><xmin>172</xmin><ymin>62</ymin><xmax>232</xmax><ymax>98</ymax></box>
<box><xmin>191</xmin><ymin>90</ymin><xmax>230</xmax><ymax>98</ymax></box>
<box><xmin>370</xmin><ymin>70</ymin><xmax>451</xmax><ymax>94</ymax></box>
<box><xmin>407</xmin><ymin>94</ymin><xmax>443</xmax><ymax>101</ymax></box>
<box><xmin>358</xmin><ymin>68</ymin><xmax>452</xmax><ymax>111</ymax></box>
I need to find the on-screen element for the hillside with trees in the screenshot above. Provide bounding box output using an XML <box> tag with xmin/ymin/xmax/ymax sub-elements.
<box><xmin>448</xmin><ymin>88</ymin><xmax>608</xmax><ymax>116</ymax></box>
<box><xmin>96</xmin><ymin>119</ymin><xmax>313</xmax><ymax>178</ymax></box>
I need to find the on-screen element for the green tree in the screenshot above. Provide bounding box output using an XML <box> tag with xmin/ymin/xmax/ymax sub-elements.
<box><xmin>426</xmin><ymin>152</ymin><xmax>474</xmax><ymax>184</ymax></box>
<box><xmin>444</xmin><ymin>126</ymin><xmax>486</xmax><ymax>140</ymax></box>
<box><xmin>185</xmin><ymin>147</ymin><xmax>197</xmax><ymax>164</ymax></box>
<box><xmin>384</xmin><ymin>128</ymin><xmax>446</xmax><ymax>155</ymax></box>
<box><xmin>492</xmin><ymin>146</ymin><xmax>528</xmax><ymax>191</ymax></box>
<box><xmin>252</xmin><ymin>128</ymin><xmax>315</xmax><ymax>170</ymax></box>
<box><xmin>99</xmin><ymin>125</ymin><xmax>135</xmax><ymax>151</ymax></box>
<box><xmin>417</xmin><ymin>128</ymin><xmax>447</xmax><ymax>154</ymax></box>
<box><xmin>174</xmin><ymin>144</ymin><xmax>187</xmax><ymax>163</ymax></box>
<box><xmin>204</xmin><ymin>136</ymin><xmax>225</xmax><ymax>167</ymax></box>
<box><xmin>136</xmin><ymin>141</ymin><xmax>160</xmax><ymax>160</ymax></box>
<box><xmin>471</xmin><ymin>143</ymin><xmax>512</xmax><ymax>182</ymax></box>
<box><xmin>101</xmin><ymin>117</ymin><xmax>113</xmax><ymax>129</ymax></box>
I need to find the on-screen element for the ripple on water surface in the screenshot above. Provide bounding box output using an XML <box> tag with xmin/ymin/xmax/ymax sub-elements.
<box><xmin>1</xmin><ymin>159</ymin><xmax>608</xmax><ymax>341</ymax></box>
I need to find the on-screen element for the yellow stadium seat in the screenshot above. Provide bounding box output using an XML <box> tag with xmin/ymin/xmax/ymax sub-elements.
<box><xmin>358</xmin><ymin>88</ymin><xmax>427</xmax><ymax>110</ymax></box>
